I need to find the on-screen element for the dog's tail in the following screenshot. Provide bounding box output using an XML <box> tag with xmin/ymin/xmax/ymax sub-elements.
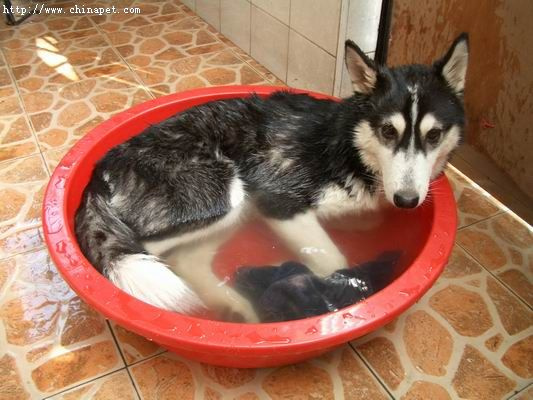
<box><xmin>75</xmin><ymin>190</ymin><xmax>206</xmax><ymax>314</ymax></box>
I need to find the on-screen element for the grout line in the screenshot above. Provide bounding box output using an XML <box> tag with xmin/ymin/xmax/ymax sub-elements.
<box><xmin>231</xmin><ymin>47</ymin><xmax>285</xmax><ymax>85</ymax></box>
<box><xmin>455</xmin><ymin>150</ymin><xmax>532</xmax><ymax>209</ymax></box>
<box><xmin>452</xmin><ymin>154</ymin><xmax>532</xmax><ymax>217</ymax></box>
<box><xmin>124</xmin><ymin>364</ymin><xmax>143</xmax><ymax>400</ymax></box>
<box><xmin>106</xmin><ymin>320</ymin><xmax>144</xmax><ymax>400</ymax></box>
<box><xmin>0</xmin><ymin>240</ymin><xmax>46</xmax><ymax>262</ymax></box>
<box><xmin>348</xmin><ymin>342</ymin><xmax>396</xmax><ymax>399</ymax></box>
<box><xmin>251</xmin><ymin>1</ymin><xmax>289</xmax><ymax>27</ymax></box>
<box><xmin>0</xmin><ymin>240</ymin><xmax>45</xmax><ymax>262</ymax></box>
<box><xmin>0</xmin><ymin>150</ymin><xmax>45</xmax><ymax>167</ymax></box>
<box><xmin>125</xmin><ymin>348</ymin><xmax>168</xmax><ymax>368</ymax></box>
<box><xmin>456</xmin><ymin>241</ymin><xmax>533</xmax><ymax>312</ymax></box>
<box><xmin>41</xmin><ymin>367</ymin><xmax>130</xmax><ymax>400</ymax></box>
<box><xmin>106</xmin><ymin>320</ymin><xmax>128</xmax><ymax>367</ymax></box>
<box><xmin>209</xmin><ymin>21</ymin><xmax>285</xmax><ymax>85</ymax></box>
<box><xmin>506</xmin><ymin>382</ymin><xmax>532</xmax><ymax>400</ymax></box>
<box><xmin>176</xmin><ymin>2</ymin><xmax>286</xmax><ymax>85</ymax></box>
<box><xmin>88</xmin><ymin>17</ymin><xmax>156</xmax><ymax>100</ymax></box>
<box><xmin>0</xmin><ymin>48</ymin><xmax>43</xmax><ymax>157</ymax></box>
<box><xmin>456</xmin><ymin>210</ymin><xmax>507</xmax><ymax>231</ymax></box>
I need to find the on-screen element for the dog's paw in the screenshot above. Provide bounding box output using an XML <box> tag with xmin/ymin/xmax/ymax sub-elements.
<box><xmin>302</xmin><ymin>251</ymin><xmax>348</xmax><ymax>278</ymax></box>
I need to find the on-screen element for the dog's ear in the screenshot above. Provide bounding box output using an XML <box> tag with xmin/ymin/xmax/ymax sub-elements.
<box><xmin>345</xmin><ymin>40</ymin><xmax>377</xmax><ymax>94</ymax></box>
<box><xmin>434</xmin><ymin>33</ymin><xmax>469</xmax><ymax>95</ymax></box>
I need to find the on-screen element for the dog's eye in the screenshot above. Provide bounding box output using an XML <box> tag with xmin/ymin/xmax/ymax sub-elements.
<box><xmin>426</xmin><ymin>128</ymin><xmax>442</xmax><ymax>144</ymax></box>
<box><xmin>381</xmin><ymin>125</ymin><xmax>398</xmax><ymax>141</ymax></box>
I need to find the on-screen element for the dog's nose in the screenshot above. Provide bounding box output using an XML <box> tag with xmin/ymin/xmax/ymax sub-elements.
<box><xmin>393</xmin><ymin>191</ymin><xmax>419</xmax><ymax>209</ymax></box>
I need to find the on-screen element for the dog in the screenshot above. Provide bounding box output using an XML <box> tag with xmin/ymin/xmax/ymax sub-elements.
<box><xmin>75</xmin><ymin>33</ymin><xmax>469</xmax><ymax>322</ymax></box>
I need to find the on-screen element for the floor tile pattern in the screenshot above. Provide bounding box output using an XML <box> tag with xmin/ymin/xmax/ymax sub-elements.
<box><xmin>0</xmin><ymin>1</ymin><xmax>531</xmax><ymax>399</ymax></box>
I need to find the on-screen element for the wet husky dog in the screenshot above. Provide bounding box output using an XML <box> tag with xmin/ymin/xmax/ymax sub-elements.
<box><xmin>76</xmin><ymin>34</ymin><xmax>469</xmax><ymax>322</ymax></box>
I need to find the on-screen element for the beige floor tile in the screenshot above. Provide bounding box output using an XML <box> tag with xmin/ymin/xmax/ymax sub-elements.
<box><xmin>0</xmin><ymin>353</ymin><xmax>31</xmax><ymax>400</ymax></box>
<box><xmin>110</xmin><ymin>322</ymin><xmax>165</xmax><ymax>365</ymax></box>
<box><xmin>42</xmin><ymin>144</ymin><xmax>71</xmax><ymax>174</ymax></box>
<box><xmin>23</xmin><ymin>71</ymin><xmax>151</xmax><ymax>151</ymax></box>
<box><xmin>130</xmin><ymin>353</ymin><xmax>198</xmax><ymax>399</ymax></box>
<box><xmin>129</xmin><ymin>346</ymin><xmax>390</xmax><ymax>399</ymax></box>
<box><xmin>0</xmin><ymin>114</ymin><xmax>39</xmax><ymax>163</ymax></box>
<box><xmin>142</xmin><ymin>49</ymin><xmax>272</xmax><ymax>97</ymax></box>
<box><xmin>446</xmin><ymin>166</ymin><xmax>506</xmax><ymax>228</ymax></box>
<box><xmin>352</xmin><ymin>245</ymin><xmax>532</xmax><ymax>400</ymax></box>
<box><xmin>457</xmin><ymin>212</ymin><xmax>533</xmax><ymax>307</ymax></box>
<box><xmin>0</xmin><ymin>248</ymin><xmax>124</xmax><ymax>398</ymax></box>
<box><xmin>48</xmin><ymin>370</ymin><xmax>137</xmax><ymax>400</ymax></box>
<box><xmin>91</xmin><ymin>0</ymin><xmax>186</xmax><ymax>33</ymax></box>
<box><xmin>1</xmin><ymin>3</ymin><xmax>531</xmax><ymax>400</ymax></box>
<box><xmin>208</xmin><ymin>28</ymin><xmax>287</xmax><ymax>86</ymax></box>
<box><xmin>107</xmin><ymin>18</ymin><xmax>225</xmax><ymax>65</ymax></box>
<box><xmin>509</xmin><ymin>384</ymin><xmax>533</xmax><ymax>399</ymax></box>
<box><xmin>0</xmin><ymin>155</ymin><xmax>48</xmax><ymax>259</ymax></box>
<box><xmin>0</xmin><ymin>54</ymin><xmax>39</xmax><ymax>165</ymax></box>
<box><xmin>451</xmin><ymin>146</ymin><xmax>533</xmax><ymax>225</ymax></box>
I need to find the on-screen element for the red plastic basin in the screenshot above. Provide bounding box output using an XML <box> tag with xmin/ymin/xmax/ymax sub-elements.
<box><xmin>42</xmin><ymin>85</ymin><xmax>457</xmax><ymax>368</ymax></box>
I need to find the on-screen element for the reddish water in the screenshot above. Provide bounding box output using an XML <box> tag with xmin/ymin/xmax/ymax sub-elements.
<box><xmin>213</xmin><ymin>205</ymin><xmax>432</xmax><ymax>284</ymax></box>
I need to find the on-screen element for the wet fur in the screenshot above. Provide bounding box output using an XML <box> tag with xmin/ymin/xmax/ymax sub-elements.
<box><xmin>75</xmin><ymin>34</ymin><xmax>469</xmax><ymax>320</ymax></box>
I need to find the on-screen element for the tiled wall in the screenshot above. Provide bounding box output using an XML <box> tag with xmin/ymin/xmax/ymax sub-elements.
<box><xmin>337</xmin><ymin>0</ymin><xmax>382</xmax><ymax>97</ymax></box>
<box><xmin>182</xmin><ymin>0</ymin><xmax>382</xmax><ymax>96</ymax></box>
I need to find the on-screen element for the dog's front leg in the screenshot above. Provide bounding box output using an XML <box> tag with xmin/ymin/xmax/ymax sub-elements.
<box><xmin>165</xmin><ymin>233</ymin><xmax>260</xmax><ymax>323</ymax></box>
<box><xmin>265</xmin><ymin>211</ymin><xmax>348</xmax><ymax>277</ymax></box>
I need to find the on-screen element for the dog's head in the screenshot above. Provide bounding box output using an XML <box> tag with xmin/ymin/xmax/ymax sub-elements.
<box><xmin>346</xmin><ymin>33</ymin><xmax>469</xmax><ymax>208</ymax></box>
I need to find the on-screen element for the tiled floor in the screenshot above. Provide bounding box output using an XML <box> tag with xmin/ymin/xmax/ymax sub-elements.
<box><xmin>0</xmin><ymin>1</ymin><xmax>531</xmax><ymax>399</ymax></box>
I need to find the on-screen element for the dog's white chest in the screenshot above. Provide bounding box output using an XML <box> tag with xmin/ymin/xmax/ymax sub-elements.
<box><xmin>315</xmin><ymin>182</ymin><xmax>379</xmax><ymax>218</ymax></box>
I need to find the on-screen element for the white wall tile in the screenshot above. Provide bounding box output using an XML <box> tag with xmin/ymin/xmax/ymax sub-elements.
<box><xmin>196</xmin><ymin>0</ymin><xmax>221</xmax><ymax>30</ymax></box>
<box><xmin>339</xmin><ymin>51</ymin><xmax>375</xmax><ymax>98</ymax></box>
<box><xmin>290</xmin><ymin>0</ymin><xmax>342</xmax><ymax>55</ymax></box>
<box><xmin>221</xmin><ymin>0</ymin><xmax>251</xmax><ymax>53</ymax></box>
<box><xmin>346</xmin><ymin>0</ymin><xmax>382</xmax><ymax>53</ymax></box>
<box><xmin>333</xmin><ymin>0</ymin><xmax>350</xmax><ymax>96</ymax></box>
<box><xmin>287</xmin><ymin>30</ymin><xmax>336</xmax><ymax>94</ymax></box>
<box><xmin>180</xmin><ymin>0</ymin><xmax>196</xmax><ymax>11</ymax></box>
<box><xmin>251</xmin><ymin>0</ymin><xmax>290</xmax><ymax>25</ymax></box>
<box><xmin>251</xmin><ymin>6</ymin><xmax>289</xmax><ymax>81</ymax></box>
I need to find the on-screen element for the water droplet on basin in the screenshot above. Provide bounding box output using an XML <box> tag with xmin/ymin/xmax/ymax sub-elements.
<box><xmin>398</xmin><ymin>285</ymin><xmax>420</xmax><ymax>297</ymax></box>
<box><xmin>306</xmin><ymin>326</ymin><xmax>318</xmax><ymax>334</ymax></box>
<box><xmin>246</xmin><ymin>331</ymin><xmax>290</xmax><ymax>344</ymax></box>
<box><xmin>342</xmin><ymin>313</ymin><xmax>353</xmax><ymax>319</ymax></box>
<box><xmin>55</xmin><ymin>240</ymin><xmax>66</xmax><ymax>253</ymax></box>
<box><xmin>186</xmin><ymin>323</ymin><xmax>205</xmax><ymax>338</ymax></box>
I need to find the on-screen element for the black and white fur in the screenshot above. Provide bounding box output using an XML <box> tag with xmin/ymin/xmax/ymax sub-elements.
<box><xmin>75</xmin><ymin>34</ymin><xmax>469</xmax><ymax>322</ymax></box>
